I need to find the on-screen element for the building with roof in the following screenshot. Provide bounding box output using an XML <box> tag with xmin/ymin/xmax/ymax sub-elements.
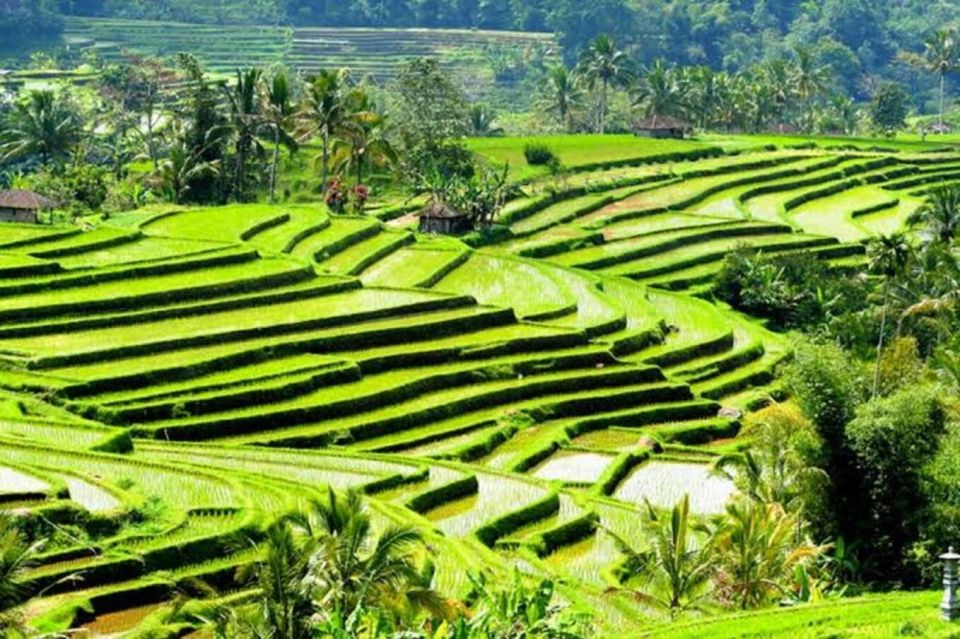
<box><xmin>418</xmin><ymin>200</ymin><xmax>473</xmax><ymax>235</ymax></box>
<box><xmin>633</xmin><ymin>115</ymin><xmax>692</xmax><ymax>139</ymax></box>
<box><xmin>0</xmin><ymin>190</ymin><xmax>53</xmax><ymax>224</ymax></box>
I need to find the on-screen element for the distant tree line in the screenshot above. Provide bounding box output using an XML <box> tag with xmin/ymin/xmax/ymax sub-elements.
<box><xmin>26</xmin><ymin>1</ymin><xmax>960</xmax><ymax>98</ymax></box>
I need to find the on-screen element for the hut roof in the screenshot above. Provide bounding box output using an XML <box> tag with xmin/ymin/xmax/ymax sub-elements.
<box><xmin>634</xmin><ymin>115</ymin><xmax>691</xmax><ymax>130</ymax></box>
<box><xmin>420</xmin><ymin>200</ymin><xmax>468</xmax><ymax>219</ymax></box>
<box><xmin>0</xmin><ymin>190</ymin><xmax>53</xmax><ymax>211</ymax></box>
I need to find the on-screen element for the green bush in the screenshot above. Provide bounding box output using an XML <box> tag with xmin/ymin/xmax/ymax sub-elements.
<box><xmin>846</xmin><ymin>385</ymin><xmax>946</xmax><ymax>582</ymax></box>
<box><xmin>523</xmin><ymin>143</ymin><xmax>558</xmax><ymax>166</ymax></box>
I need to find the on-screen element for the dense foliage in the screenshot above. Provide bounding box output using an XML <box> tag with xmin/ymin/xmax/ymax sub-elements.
<box><xmin>33</xmin><ymin>1</ymin><xmax>960</xmax><ymax>101</ymax></box>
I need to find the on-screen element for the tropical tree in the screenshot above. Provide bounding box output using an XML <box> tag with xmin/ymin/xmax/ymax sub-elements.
<box><xmin>261</xmin><ymin>70</ymin><xmax>299</xmax><ymax>203</ymax></box>
<box><xmin>1</xmin><ymin>516</ymin><xmax>43</xmax><ymax>636</ymax></box>
<box><xmin>607</xmin><ymin>495</ymin><xmax>714</xmax><ymax>618</ymax></box>
<box><xmin>902</xmin><ymin>29</ymin><xmax>958</xmax><ymax>127</ymax></box>
<box><xmin>761</xmin><ymin>59</ymin><xmax>795</xmax><ymax>127</ymax></box>
<box><xmin>791</xmin><ymin>46</ymin><xmax>832</xmax><ymax>131</ymax></box>
<box><xmin>288</xmin><ymin>487</ymin><xmax>450</xmax><ymax>627</ymax></box>
<box><xmin>537</xmin><ymin>65</ymin><xmax>583</xmax><ymax>131</ymax></box>
<box><xmin>239</xmin><ymin>521</ymin><xmax>316</xmax><ymax>639</ymax></box>
<box><xmin>0</xmin><ymin>89</ymin><xmax>83</xmax><ymax>168</ymax></box>
<box><xmin>223</xmin><ymin>68</ymin><xmax>265</xmax><ymax>200</ymax></box>
<box><xmin>298</xmin><ymin>69</ymin><xmax>353</xmax><ymax>192</ymax></box>
<box><xmin>824</xmin><ymin>94</ymin><xmax>859</xmax><ymax>135</ymax></box>
<box><xmin>713</xmin><ymin>499</ymin><xmax>824</xmax><ymax>610</ymax></box>
<box><xmin>155</xmin><ymin>133</ymin><xmax>221</xmax><ymax>204</ymax></box>
<box><xmin>867</xmin><ymin>233</ymin><xmax>913</xmax><ymax>397</ymax></box>
<box><xmin>330</xmin><ymin>108</ymin><xmax>397</xmax><ymax>185</ymax></box>
<box><xmin>174</xmin><ymin>53</ymin><xmax>230</xmax><ymax>204</ymax></box>
<box><xmin>908</xmin><ymin>184</ymin><xmax>960</xmax><ymax>245</ymax></box>
<box><xmin>632</xmin><ymin>60</ymin><xmax>688</xmax><ymax>122</ymax></box>
<box><xmin>575</xmin><ymin>35</ymin><xmax>635</xmax><ymax>134</ymax></box>
<box><xmin>467</xmin><ymin>104</ymin><xmax>504</xmax><ymax>137</ymax></box>
<box><xmin>714</xmin><ymin>403</ymin><xmax>827</xmax><ymax>515</ymax></box>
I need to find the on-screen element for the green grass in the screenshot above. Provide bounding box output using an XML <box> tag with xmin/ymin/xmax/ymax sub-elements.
<box><xmin>468</xmin><ymin>135</ymin><xmax>712</xmax><ymax>181</ymax></box>
<box><xmin>639</xmin><ymin>591</ymin><xmax>951</xmax><ymax>638</ymax></box>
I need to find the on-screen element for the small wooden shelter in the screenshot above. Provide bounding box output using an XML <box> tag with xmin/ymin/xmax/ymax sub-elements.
<box><xmin>418</xmin><ymin>200</ymin><xmax>473</xmax><ymax>235</ymax></box>
<box><xmin>0</xmin><ymin>190</ymin><xmax>52</xmax><ymax>224</ymax></box>
<box><xmin>633</xmin><ymin>115</ymin><xmax>692</xmax><ymax>139</ymax></box>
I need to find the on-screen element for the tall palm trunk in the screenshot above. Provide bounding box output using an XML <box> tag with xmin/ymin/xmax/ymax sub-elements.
<box><xmin>270</xmin><ymin>125</ymin><xmax>281</xmax><ymax>203</ymax></box>
<box><xmin>873</xmin><ymin>279</ymin><xmax>891</xmax><ymax>397</ymax></box>
<box><xmin>940</xmin><ymin>72</ymin><xmax>946</xmax><ymax>127</ymax></box>
<box><xmin>599</xmin><ymin>78</ymin><xmax>608</xmax><ymax>134</ymax></box>
<box><xmin>321</xmin><ymin>129</ymin><xmax>330</xmax><ymax>192</ymax></box>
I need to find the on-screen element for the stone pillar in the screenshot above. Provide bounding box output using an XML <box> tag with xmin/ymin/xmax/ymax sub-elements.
<box><xmin>941</xmin><ymin>547</ymin><xmax>960</xmax><ymax>621</ymax></box>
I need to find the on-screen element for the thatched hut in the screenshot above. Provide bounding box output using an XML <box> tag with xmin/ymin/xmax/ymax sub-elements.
<box><xmin>0</xmin><ymin>190</ymin><xmax>52</xmax><ymax>224</ymax></box>
<box><xmin>418</xmin><ymin>200</ymin><xmax>473</xmax><ymax>235</ymax></box>
<box><xmin>633</xmin><ymin>115</ymin><xmax>692</xmax><ymax>139</ymax></box>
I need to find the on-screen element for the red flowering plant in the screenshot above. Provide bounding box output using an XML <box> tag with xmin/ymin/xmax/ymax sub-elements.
<box><xmin>348</xmin><ymin>183</ymin><xmax>370</xmax><ymax>215</ymax></box>
<box><xmin>324</xmin><ymin>178</ymin><xmax>348</xmax><ymax>214</ymax></box>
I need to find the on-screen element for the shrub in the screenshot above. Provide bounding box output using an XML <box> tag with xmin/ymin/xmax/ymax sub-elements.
<box><xmin>523</xmin><ymin>143</ymin><xmax>558</xmax><ymax>167</ymax></box>
<box><xmin>846</xmin><ymin>385</ymin><xmax>946</xmax><ymax>582</ymax></box>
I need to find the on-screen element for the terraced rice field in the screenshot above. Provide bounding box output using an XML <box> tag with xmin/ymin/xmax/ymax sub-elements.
<box><xmin>0</xmin><ymin>139</ymin><xmax>952</xmax><ymax>635</ymax></box>
<box><xmin>53</xmin><ymin>17</ymin><xmax>557</xmax><ymax>94</ymax></box>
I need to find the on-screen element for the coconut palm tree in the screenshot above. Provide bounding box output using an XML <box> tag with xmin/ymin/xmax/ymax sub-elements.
<box><xmin>330</xmin><ymin>110</ymin><xmax>397</xmax><ymax>186</ymax></box>
<box><xmin>606</xmin><ymin>495</ymin><xmax>715</xmax><ymax>618</ymax></box>
<box><xmin>297</xmin><ymin>69</ymin><xmax>352</xmax><ymax>192</ymax></box>
<box><xmin>575</xmin><ymin>35</ymin><xmax>635</xmax><ymax>134</ymax></box>
<box><xmin>904</xmin><ymin>30</ymin><xmax>959</xmax><ymax>127</ymax></box>
<box><xmin>240</xmin><ymin>522</ymin><xmax>316</xmax><ymax>639</ymax></box>
<box><xmin>908</xmin><ymin>184</ymin><xmax>960</xmax><ymax>245</ymax></box>
<box><xmin>867</xmin><ymin>232</ymin><xmax>914</xmax><ymax>397</ymax></box>
<box><xmin>632</xmin><ymin>60</ymin><xmax>688</xmax><ymax>121</ymax></box>
<box><xmin>467</xmin><ymin>104</ymin><xmax>503</xmax><ymax>137</ymax></box>
<box><xmin>239</xmin><ymin>488</ymin><xmax>449</xmax><ymax>638</ymax></box>
<box><xmin>791</xmin><ymin>47</ymin><xmax>832</xmax><ymax>131</ymax></box>
<box><xmin>289</xmin><ymin>487</ymin><xmax>449</xmax><ymax>626</ymax></box>
<box><xmin>1</xmin><ymin>515</ymin><xmax>44</xmax><ymax>636</ymax></box>
<box><xmin>713</xmin><ymin>499</ymin><xmax>823</xmax><ymax>610</ymax></box>
<box><xmin>537</xmin><ymin>64</ymin><xmax>583</xmax><ymax>131</ymax></box>
<box><xmin>223</xmin><ymin>68</ymin><xmax>265</xmax><ymax>201</ymax></box>
<box><xmin>261</xmin><ymin>70</ymin><xmax>299</xmax><ymax>203</ymax></box>
<box><xmin>0</xmin><ymin>89</ymin><xmax>83</xmax><ymax>168</ymax></box>
<box><xmin>761</xmin><ymin>59</ymin><xmax>794</xmax><ymax>128</ymax></box>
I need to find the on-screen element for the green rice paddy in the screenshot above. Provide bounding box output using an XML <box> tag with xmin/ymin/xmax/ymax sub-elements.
<box><xmin>0</xmin><ymin>135</ymin><xmax>951</xmax><ymax>636</ymax></box>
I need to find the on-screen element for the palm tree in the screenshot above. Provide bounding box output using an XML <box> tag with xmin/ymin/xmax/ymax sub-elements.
<box><xmin>1</xmin><ymin>515</ymin><xmax>44</xmax><ymax>636</ymax></box>
<box><xmin>904</xmin><ymin>30</ymin><xmax>958</xmax><ymax>127</ymax></box>
<box><xmin>791</xmin><ymin>47</ymin><xmax>831</xmax><ymax>132</ymax></box>
<box><xmin>290</xmin><ymin>487</ymin><xmax>447</xmax><ymax>625</ymax></box>
<box><xmin>867</xmin><ymin>232</ymin><xmax>913</xmax><ymax>397</ymax></box>
<box><xmin>331</xmin><ymin>110</ymin><xmax>397</xmax><ymax>186</ymax></box>
<box><xmin>761</xmin><ymin>59</ymin><xmax>794</xmax><ymax>129</ymax></box>
<box><xmin>575</xmin><ymin>35</ymin><xmax>635</xmax><ymax>134</ymax></box>
<box><xmin>467</xmin><ymin>104</ymin><xmax>503</xmax><ymax>137</ymax></box>
<box><xmin>537</xmin><ymin>65</ymin><xmax>583</xmax><ymax>131</ymax></box>
<box><xmin>0</xmin><ymin>89</ymin><xmax>82</xmax><ymax>168</ymax></box>
<box><xmin>826</xmin><ymin>94</ymin><xmax>859</xmax><ymax>135</ymax></box>
<box><xmin>239</xmin><ymin>522</ymin><xmax>316</xmax><ymax>639</ymax></box>
<box><xmin>155</xmin><ymin>133</ymin><xmax>222</xmax><ymax>204</ymax></box>
<box><xmin>607</xmin><ymin>495</ymin><xmax>714</xmax><ymax>618</ymax></box>
<box><xmin>223</xmin><ymin>68</ymin><xmax>265</xmax><ymax>201</ymax></box>
<box><xmin>297</xmin><ymin>69</ymin><xmax>352</xmax><ymax>192</ymax></box>
<box><xmin>633</xmin><ymin>60</ymin><xmax>688</xmax><ymax>121</ymax></box>
<box><xmin>908</xmin><ymin>184</ymin><xmax>960</xmax><ymax>245</ymax></box>
<box><xmin>713</xmin><ymin>499</ymin><xmax>823</xmax><ymax>610</ymax></box>
<box><xmin>261</xmin><ymin>71</ymin><xmax>299</xmax><ymax>203</ymax></box>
